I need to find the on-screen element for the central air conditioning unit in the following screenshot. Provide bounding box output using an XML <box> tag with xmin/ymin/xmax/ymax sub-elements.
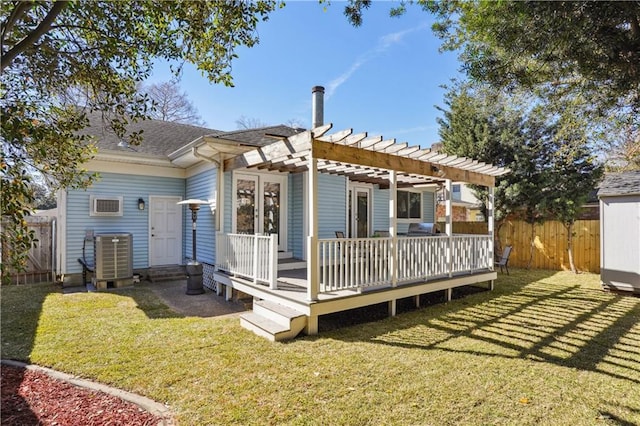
<box><xmin>94</xmin><ymin>233</ymin><xmax>133</xmax><ymax>281</ymax></box>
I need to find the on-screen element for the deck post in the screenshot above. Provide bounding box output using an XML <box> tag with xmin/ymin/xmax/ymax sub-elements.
<box><xmin>414</xmin><ymin>294</ymin><xmax>420</xmax><ymax>308</ymax></box>
<box><xmin>389</xmin><ymin>170</ymin><xmax>398</xmax><ymax>287</ymax></box>
<box><xmin>488</xmin><ymin>186</ymin><xmax>495</xmax><ymax>271</ymax></box>
<box><xmin>253</xmin><ymin>235</ymin><xmax>259</xmax><ymax>284</ymax></box>
<box><xmin>445</xmin><ymin>287</ymin><xmax>452</xmax><ymax>302</ymax></box>
<box><xmin>307</xmin><ymin>155</ymin><xmax>319</xmax><ymax>301</ymax></box>
<box><xmin>269</xmin><ymin>234</ymin><xmax>278</xmax><ymax>289</ymax></box>
<box><xmin>388</xmin><ymin>299</ymin><xmax>397</xmax><ymax>317</ymax></box>
<box><xmin>305</xmin><ymin>314</ymin><xmax>318</xmax><ymax>335</ymax></box>
<box><xmin>445</xmin><ymin>179</ymin><xmax>453</xmax><ymax>277</ymax></box>
<box><xmin>225</xmin><ymin>284</ymin><xmax>232</xmax><ymax>301</ymax></box>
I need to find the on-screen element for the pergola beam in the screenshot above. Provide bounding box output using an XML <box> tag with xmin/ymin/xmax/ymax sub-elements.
<box><xmin>312</xmin><ymin>139</ymin><xmax>495</xmax><ymax>187</ymax></box>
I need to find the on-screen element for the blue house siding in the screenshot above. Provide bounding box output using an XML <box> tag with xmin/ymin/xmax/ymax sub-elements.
<box><xmin>372</xmin><ymin>186</ymin><xmax>389</xmax><ymax>232</ymax></box>
<box><xmin>223</xmin><ymin>171</ymin><xmax>233</xmax><ymax>234</ymax></box>
<box><xmin>288</xmin><ymin>173</ymin><xmax>304</xmax><ymax>259</ymax></box>
<box><xmin>184</xmin><ymin>168</ymin><xmax>216</xmax><ymax>264</ymax></box>
<box><xmin>65</xmin><ymin>172</ymin><xmax>184</xmax><ymax>274</ymax></box>
<box><xmin>317</xmin><ymin>174</ymin><xmax>347</xmax><ymax>239</ymax></box>
<box><xmin>423</xmin><ymin>191</ymin><xmax>436</xmax><ymax>223</ymax></box>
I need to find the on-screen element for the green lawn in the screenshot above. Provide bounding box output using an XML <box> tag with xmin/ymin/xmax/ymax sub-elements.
<box><xmin>2</xmin><ymin>270</ymin><xmax>639</xmax><ymax>425</ymax></box>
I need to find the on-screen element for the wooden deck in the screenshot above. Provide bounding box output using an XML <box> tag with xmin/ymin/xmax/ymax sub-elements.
<box><xmin>213</xmin><ymin>267</ymin><xmax>496</xmax><ymax>335</ymax></box>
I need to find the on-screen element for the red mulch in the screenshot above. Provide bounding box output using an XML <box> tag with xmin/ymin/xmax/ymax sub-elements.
<box><xmin>1</xmin><ymin>365</ymin><xmax>161</xmax><ymax>425</ymax></box>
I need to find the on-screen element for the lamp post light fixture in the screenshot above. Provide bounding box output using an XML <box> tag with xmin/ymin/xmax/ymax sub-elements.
<box><xmin>177</xmin><ymin>199</ymin><xmax>210</xmax><ymax>295</ymax></box>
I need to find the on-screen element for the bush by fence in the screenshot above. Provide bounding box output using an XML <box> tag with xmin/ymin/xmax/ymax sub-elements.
<box><xmin>446</xmin><ymin>220</ymin><xmax>600</xmax><ymax>273</ymax></box>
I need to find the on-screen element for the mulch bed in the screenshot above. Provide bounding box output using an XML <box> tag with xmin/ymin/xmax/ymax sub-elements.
<box><xmin>1</xmin><ymin>365</ymin><xmax>161</xmax><ymax>425</ymax></box>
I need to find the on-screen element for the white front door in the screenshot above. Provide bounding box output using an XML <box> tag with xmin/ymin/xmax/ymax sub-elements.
<box><xmin>149</xmin><ymin>196</ymin><xmax>183</xmax><ymax>266</ymax></box>
<box><xmin>233</xmin><ymin>172</ymin><xmax>287</xmax><ymax>251</ymax></box>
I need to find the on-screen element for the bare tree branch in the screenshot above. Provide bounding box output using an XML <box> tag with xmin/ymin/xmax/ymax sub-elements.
<box><xmin>143</xmin><ymin>81</ymin><xmax>205</xmax><ymax>126</ymax></box>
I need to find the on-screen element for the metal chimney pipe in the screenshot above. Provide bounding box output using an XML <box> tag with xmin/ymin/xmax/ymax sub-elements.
<box><xmin>311</xmin><ymin>85</ymin><xmax>325</xmax><ymax>129</ymax></box>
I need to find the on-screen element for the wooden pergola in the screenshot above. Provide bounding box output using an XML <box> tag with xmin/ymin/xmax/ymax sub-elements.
<box><xmin>224</xmin><ymin>124</ymin><xmax>506</xmax><ymax>188</ymax></box>
<box><xmin>223</xmin><ymin>123</ymin><xmax>509</xmax><ymax>306</ymax></box>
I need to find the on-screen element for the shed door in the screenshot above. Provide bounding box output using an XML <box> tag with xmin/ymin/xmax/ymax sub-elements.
<box><xmin>149</xmin><ymin>196</ymin><xmax>183</xmax><ymax>266</ymax></box>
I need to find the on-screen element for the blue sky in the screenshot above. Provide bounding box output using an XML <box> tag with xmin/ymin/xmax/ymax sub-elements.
<box><xmin>148</xmin><ymin>2</ymin><xmax>462</xmax><ymax>149</ymax></box>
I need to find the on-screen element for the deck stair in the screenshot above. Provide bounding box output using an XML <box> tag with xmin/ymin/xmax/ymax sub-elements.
<box><xmin>240</xmin><ymin>299</ymin><xmax>307</xmax><ymax>341</ymax></box>
<box><xmin>148</xmin><ymin>265</ymin><xmax>187</xmax><ymax>283</ymax></box>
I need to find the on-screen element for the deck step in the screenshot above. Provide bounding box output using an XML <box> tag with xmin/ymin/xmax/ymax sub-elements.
<box><xmin>278</xmin><ymin>251</ymin><xmax>293</xmax><ymax>260</ymax></box>
<box><xmin>241</xmin><ymin>300</ymin><xmax>307</xmax><ymax>341</ymax></box>
<box><xmin>148</xmin><ymin>266</ymin><xmax>187</xmax><ymax>283</ymax></box>
<box><xmin>253</xmin><ymin>299</ymin><xmax>305</xmax><ymax>327</ymax></box>
<box><xmin>240</xmin><ymin>313</ymin><xmax>293</xmax><ymax>342</ymax></box>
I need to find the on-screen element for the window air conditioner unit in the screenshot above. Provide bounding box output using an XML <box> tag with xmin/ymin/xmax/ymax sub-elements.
<box><xmin>90</xmin><ymin>195</ymin><xmax>123</xmax><ymax>217</ymax></box>
<box><xmin>94</xmin><ymin>233</ymin><xmax>133</xmax><ymax>280</ymax></box>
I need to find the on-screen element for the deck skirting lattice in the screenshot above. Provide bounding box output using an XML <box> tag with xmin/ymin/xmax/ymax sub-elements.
<box><xmin>202</xmin><ymin>262</ymin><xmax>217</xmax><ymax>292</ymax></box>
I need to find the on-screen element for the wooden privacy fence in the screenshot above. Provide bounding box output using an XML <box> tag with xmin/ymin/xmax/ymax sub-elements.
<box><xmin>446</xmin><ymin>220</ymin><xmax>600</xmax><ymax>273</ymax></box>
<box><xmin>2</xmin><ymin>216</ymin><xmax>56</xmax><ymax>284</ymax></box>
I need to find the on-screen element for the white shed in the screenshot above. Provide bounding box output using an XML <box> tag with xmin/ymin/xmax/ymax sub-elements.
<box><xmin>597</xmin><ymin>171</ymin><xmax>640</xmax><ymax>293</ymax></box>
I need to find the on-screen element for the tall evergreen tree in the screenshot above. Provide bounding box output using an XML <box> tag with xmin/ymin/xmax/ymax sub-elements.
<box><xmin>438</xmin><ymin>83</ymin><xmax>604</xmax><ymax>270</ymax></box>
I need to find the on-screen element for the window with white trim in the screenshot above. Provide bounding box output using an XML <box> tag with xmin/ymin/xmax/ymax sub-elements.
<box><xmin>452</xmin><ymin>184</ymin><xmax>461</xmax><ymax>201</ymax></box>
<box><xmin>397</xmin><ymin>190</ymin><xmax>421</xmax><ymax>219</ymax></box>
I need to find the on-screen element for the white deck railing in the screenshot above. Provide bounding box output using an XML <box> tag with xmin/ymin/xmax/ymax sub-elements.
<box><xmin>215</xmin><ymin>233</ymin><xmax>492</xmax><ymax>294</ymax></box>
<box><xmin>319</xmin><ymin>234</ymin><xmax>493</xmax><ymax>293</ymax></box>
<box><xmin>215</xmin><ymin>233</ymin><xmax>278</xmax><ymax>289</ymax></box>
<box><xmin>319</xmin><ymin>237</ymin><xmax>392</xmax><ymax>291</ymax></box>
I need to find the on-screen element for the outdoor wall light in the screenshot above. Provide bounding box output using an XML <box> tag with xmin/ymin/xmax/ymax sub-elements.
<box><xmin>138</xmin><ymin>198</ymin><xmax>145</xmax><ymax>210</ymax></box>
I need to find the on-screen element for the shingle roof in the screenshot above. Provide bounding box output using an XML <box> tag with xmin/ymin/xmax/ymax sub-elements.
<box><xmin>82</xmin><ymin>112</ymin><xmax>222</xmax><ymax>157</ymax></box>
<box><xmin>597</xmin><ymin>171</ymin><xmax>640</xmax><ymax>197</ymax></box>
<box><xmin>210</xmin><ymin>125</ymin><xmax>306</xmax><ymax>146</ymax></box>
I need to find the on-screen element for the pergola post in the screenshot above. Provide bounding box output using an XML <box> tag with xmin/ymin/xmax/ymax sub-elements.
<box><xmin>488</xmin><ymin>186</ymin><xmax>495</xmax><ymax>290</ymax></box>
<box><xmin>388</xmin><ymin>170</ymin><xmax>398</xmax><ymax>317</ymax></box>
<box><xmin>445</xmin><ymin>179</ymin><xmax>453</xmax><ymax>278</ymax></box>
<box><xmin>307</xmin><ymin>156</ymin><xmax>319</xmax><ymax>302</ymax></box>
<box><xmin>389</xmin><ymin>170</ymin><xmax>398</xmax><ymax>288</ymax></box>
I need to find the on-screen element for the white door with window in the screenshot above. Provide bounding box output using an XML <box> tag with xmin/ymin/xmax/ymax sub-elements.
<box><xmin>233</xmin><ymin>173</ymin><xmax>287</xmax><ymax>251</ymax></box>
<box><xmin>349</xmin><ymin>185</ymin><xmax>371</xmax><ymax>238</ymax></box>
<box><xmin>149</xmin><ymin>196</ymin><xmax>183</xmax><ymax>266</ymax></box>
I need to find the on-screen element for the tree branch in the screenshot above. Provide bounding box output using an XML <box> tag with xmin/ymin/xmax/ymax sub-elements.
<box><xmin>1</xmin><ymin>1</ymin><xmax>69</xmax><ymax>71</ymax></box>
<box><xmin>1</xmin><ymin>1</ymin><xmax>33</xmax><ymax>47</ymax></box>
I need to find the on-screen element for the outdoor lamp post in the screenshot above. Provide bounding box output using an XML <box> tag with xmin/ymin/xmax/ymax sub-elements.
<box><xmin>177</xmin><ymin>199</ymin><xmax>209</xmax><ymax>295</ymax></box>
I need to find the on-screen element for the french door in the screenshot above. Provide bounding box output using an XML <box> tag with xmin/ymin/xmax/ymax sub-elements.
<box><xmin>233</xmin><ymin>172</ymin><xmax>287</xmax><ymax>251</ymax></box>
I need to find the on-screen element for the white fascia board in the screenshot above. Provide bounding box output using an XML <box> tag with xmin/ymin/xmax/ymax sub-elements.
<box><xmin>87</xmin><ymin>158</ymin><xmax>186</xmax><ymax>179</ymax></box>
<box><xmin>95</xmin><ymin>150</ymin><xmax>177</xmax><ymax>167</ymax></box>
